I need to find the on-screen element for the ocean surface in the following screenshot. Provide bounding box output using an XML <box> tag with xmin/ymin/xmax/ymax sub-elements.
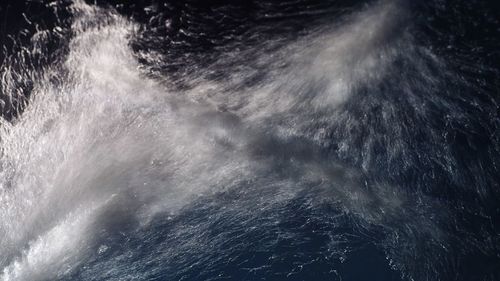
<box><xmin>0</xmin><ymin>0</ymin><xmax>499</xmax><ymax>280</ymax></box>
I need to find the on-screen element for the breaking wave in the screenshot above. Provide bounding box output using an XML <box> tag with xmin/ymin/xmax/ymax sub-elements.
<box><xmin>0</xmin><ymin>0</ymin><xmax>499</xmax><ymax>280</ymax></box>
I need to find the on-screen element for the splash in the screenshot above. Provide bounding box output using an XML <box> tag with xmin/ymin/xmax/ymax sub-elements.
<box><xmin>0</xmin><ymin>0</ymin><xmax>498</xmax><ymax>280</ymax></box>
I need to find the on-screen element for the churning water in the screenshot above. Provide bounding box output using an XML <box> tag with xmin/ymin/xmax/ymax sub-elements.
<box><xmin>0</xmin><ymin>0</ymin><xmax>499</xmax><ymax>280</ymax></box>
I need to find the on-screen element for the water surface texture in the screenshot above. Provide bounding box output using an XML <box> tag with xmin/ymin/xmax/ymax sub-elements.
<box><xmin>0</xmin><ymin>0</ymin><xmax>499</xmax><ymax>280</ymax></box>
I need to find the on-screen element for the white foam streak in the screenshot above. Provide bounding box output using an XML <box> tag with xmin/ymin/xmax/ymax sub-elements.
<box><xmin>183</xmin><ymin>1</ymin><xmax>407</xmax><ymax>141</ymax></box>
<box><xmin>1</xmin><ymin>204</ymin><xmax>100</xmax><ymax>281</ymax></box>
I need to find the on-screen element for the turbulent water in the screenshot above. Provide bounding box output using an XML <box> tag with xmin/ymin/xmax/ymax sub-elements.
<box><xmin>0</xmin><ymin>0</ymin><xmax>499</xmax><ymax>280</ymax></box>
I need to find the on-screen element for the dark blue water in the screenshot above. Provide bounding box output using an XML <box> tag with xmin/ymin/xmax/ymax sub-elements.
<box><xmin>0</xmin><ymin>1</ymin><xmax>499</xmax><ymax>281</ymax></box>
